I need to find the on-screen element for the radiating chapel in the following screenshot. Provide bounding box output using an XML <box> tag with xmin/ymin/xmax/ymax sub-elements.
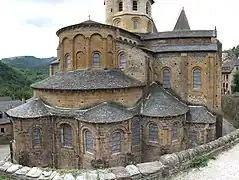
<box><xmin>7</xmin><ymin>0</ymin><xmax>222</xmax><ymax>169</ymax></box>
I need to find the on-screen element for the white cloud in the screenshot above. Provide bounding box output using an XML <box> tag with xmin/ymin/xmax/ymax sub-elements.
<box><xmin>0</xmin><ymin>0</ymin><xmax>237</xmax><ymax>58</ymax></box>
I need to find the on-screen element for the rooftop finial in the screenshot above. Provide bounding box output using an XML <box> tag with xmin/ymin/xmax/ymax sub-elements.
<box><xmin>88</xmin><ymin>15</ymin><xmax>91</xmax><ymax>20</ymax></box>
<box><xmin>215</xmin><ymin>26</ymin><xmax>217</xmax><ymax>30</ymax></box>
<box><xmin>182</xmin><ymin>7</ymin><xmax>184</xmax><ymax>10</ymax></box>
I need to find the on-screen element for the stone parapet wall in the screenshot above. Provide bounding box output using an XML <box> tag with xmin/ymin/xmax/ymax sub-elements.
<box><xmin>1</xmin><ymin>129</ymin><xmax>239</xmax><ymax>179</ymax></box>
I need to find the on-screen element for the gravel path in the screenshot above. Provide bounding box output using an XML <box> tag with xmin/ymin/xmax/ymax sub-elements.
<box><xmin>170</xmin><ymin>143</ymin><xmax>239</xmax><ymax>180</ymax></box>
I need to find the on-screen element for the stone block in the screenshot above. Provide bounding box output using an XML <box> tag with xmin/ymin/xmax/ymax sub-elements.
<box><xmin>76</xmin><ymin>172</ymin><xmax>98</xmax><ymax>180</ymax></box>
<box><xmin>159</xmin><ymin>153</ymin><xmax>179</xmax><ymax>168</ymax></box>
<box><xmin>137</xmin><ymin>161</ymin><xmax>164</xmax><ymax>175</ymax></box>
<box><xmin>6</xmin><ymin>164</ymin><xmax>22</xmax><ymax>173</ymax></box>
<box><xmin>125</xmin><ymin>164</ymin><xmax>140</xmax><ymax>176</ymax></box>
<box><xmin>175</xmin><ymin>151</ymin><xmax>190</xmax><ymax>162</ymax></box>
<box><xmin>64</xmin><ymin>173</ymin><xmax>75</xmax><ymax>180</ymax></box>
<box><xmin>100</xmin><ymin>171</ymin><xmax>116</xmax><ymax>180</ymax></box>
<box><xmin>15</xmin><ymin>166</ymin><xmax>31</xmax><ymax>175</ymax></box>
<box><xmin>186</xmin><ymin>148</ymin><xmax>198</xmax><ymax>159</ymax></box>
<box><xmin>0</xmin><ymin>161</ymin><xmax>12</xmax><ymax>171</ymax></box>
<box><xmin>49</xmin><ymin>171</ymin><xmax>58</xmax><ymax>179</ymax></box>
<box><xmin>39</xmin><ymin>171</ymin><xmax>53</xmax><ymax>179</ymax></box>
<box><xmin>52</xmin><ymin>173</ymin><xmax>63</xmax><ymax>180</ymax></box>
<box><xmin>0</xmin><ymin>161</ymin><xmax>5</xmax><ymax>166</ymax></box>
<box><xmin>110</xmin><ymin>166</ymin><xmax>130</xmax><ymax>179</ymax></box>
<box><xmin>26</xmin><ymin>167</ymin><xmax>43</xmax><ymax>178</ymax></box>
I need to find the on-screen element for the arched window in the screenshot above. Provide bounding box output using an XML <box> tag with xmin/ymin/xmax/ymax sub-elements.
<box><xmin>146</xmin><ymin>2</ymin><xmax>150</xmax><ymax>15</ymax></box>
<box><xmin>85</xmin><ymin>130</ymin><xmax>94</xmax><ymax>153</ymax></box>
<box><xmin>114</xmin><ymin>19</ymin><xmax>121</xmax><ymax>27</ymax></box>
<box><xmin>193</xmin><ymin>68</ymin><xmax>201</xmax><ymax>88</ymax></box>
<box><xmin>132</xmin><ymin>0</ymin><xmax>138</xmax><ymax>11</ymax></box>
<box><xmin>32</xmin><ymin>128</ymin><xmax>41</xmax><ymax>149</ymax></box>
<box><xmin>149</xmin><ymin>123</ymin><xmax>158</xmax><ymax>143</ymax></box>
<box><xmin>132</xmin><ymin>120</ymin><xmax>140</xmax><ymax>145</ymax></box>
<box><xmin>172</xmin><ymin>122</ymin><xmax>179</xmax><ymax>141</ymax></box>
<box><xmin>112</xmin><ymin>131</ymin><xmax>121</xmax><ymax>153</ymax></box>
<box><xmin>133</xmin><ymin>20</ymin><xmax>138</xmax><ymax>29</ymax></box>
<box><xmin>118</xmin><ymin>1</ymin><xmax>123</xmax><ymax>11</ymax></box>
<box><xmin>119</xmin><ymin>54</ymin><xmax>126</xmax><ymax>69</ymax></box>
<box><xmin>163</xmin><ymin>69</ymin><xmax>170</xmax><ymax>88</ymax></box>
<box><xmin>65</xmin><ymin>54</ymin><xmax>71</xmax><ymax>67</ymax></box>
<box><xmin>62</xmin><ymin>124</ymin><xmax>72</xmax><ymax>147</ymax></box>
<box><xmin>92</xmin><ymin>52</ymin><xmax>101</xmax><ymax>67</ymax></box>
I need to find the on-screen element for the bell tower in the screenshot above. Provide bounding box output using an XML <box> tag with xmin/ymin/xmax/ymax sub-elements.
<box><xmin>104</xmin><ymin>0</ymin><xmax>155</xmax><ymax>33</ymax></box>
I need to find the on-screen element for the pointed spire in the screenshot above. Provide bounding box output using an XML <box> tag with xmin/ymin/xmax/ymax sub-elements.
<box><xmin>173</xmin><ymin>7</ymin><xmax>191</xmax><ymax>31</ymax></box>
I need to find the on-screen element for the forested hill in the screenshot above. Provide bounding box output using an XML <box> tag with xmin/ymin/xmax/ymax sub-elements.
<box><xmin>0</xmin><ymin>56</ymin><xmax>56</xmax><ymax>100</ymax></box>
<box><xmin>1</xmin><ymin>56</ymin><xmax>56</xmax><ymax>69</ymax></box>
<box><xmin>0</xmin><ymin>61</ymin><xmax>32</xmax><ymax>99</ymax></box>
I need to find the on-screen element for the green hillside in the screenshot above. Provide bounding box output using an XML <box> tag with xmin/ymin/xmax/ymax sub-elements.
<box><xmin>0</xmin><ymin>56</ymin><xmax>56</xmax><ymax>100</ymax></box>
<box><xmin>1</xmin><ymin>56</ymin><xmax>56</xmax><ymax>69</ymax></box>
<box><xmin>0</xmin><ymin>61</ymin><xmax>32</xmax><ymax>99</ymax></box>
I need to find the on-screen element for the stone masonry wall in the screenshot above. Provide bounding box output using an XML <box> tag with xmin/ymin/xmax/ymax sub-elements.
<box><xmin>2</xmin><ymin>126</ymin><xmax>239</xmax><ymax>179</ymax></box>
<box><xmin>34</xmin><ymin>87</ymin><xmax>142</xmax><ymax>109</ymax></box>
<box><xmin>222</xmin><ymin>95</ymin><xmax>239</xmax><ymax>128</ymax></box>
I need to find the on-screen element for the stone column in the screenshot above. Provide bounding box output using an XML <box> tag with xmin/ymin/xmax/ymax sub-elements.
<box><xmin>86</xmin><ymin>38</ymin><xmax>90</xmax><ymax>67</ymax></box>
<box><xmin>60</xmin><ymin>43</ymin><xmax>64</xmax><ymax>70</ymax></box>
<box><xmin>103</xmin><ymin>38</ymin><xmax>107</xmax><ymax>68</ymax></box>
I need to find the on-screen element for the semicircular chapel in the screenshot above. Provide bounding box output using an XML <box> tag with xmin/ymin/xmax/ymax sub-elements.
<box><xmin>7</xmin><ymin>0</ymin><xmax>221</xmax><ymax>169</ymax></box>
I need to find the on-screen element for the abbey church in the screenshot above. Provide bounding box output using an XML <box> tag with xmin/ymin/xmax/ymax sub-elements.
<box><xmin>6</xmin><ymin>0</ymin><xmax>222</xmax><ymax>169</ymax></box>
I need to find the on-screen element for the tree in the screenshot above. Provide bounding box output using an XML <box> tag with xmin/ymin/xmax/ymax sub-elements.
<box><xmin>232</xmin><ymin>45</ymin><xmax>239</xmax><ymax>58</ymax></box>
<box><xmin>233</xmin><ymin>70</ymin><xmax>239</xmax><ymax>93</ymax></box>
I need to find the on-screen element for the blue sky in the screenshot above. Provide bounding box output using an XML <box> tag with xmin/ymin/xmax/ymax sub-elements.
<box><xmin>0</xmin><ymin>0</ymin><xmax>237</xmax><ymax>58</ymax></box>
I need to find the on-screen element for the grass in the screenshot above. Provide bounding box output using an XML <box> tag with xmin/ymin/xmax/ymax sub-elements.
<box><xmin>0</xmin><ymin>176</ymin><xmax>12</xmax><ymax>180</ymax></box>
<box><xmin>189</xmin><ymin>155</ymin><xmax>216</xmax><ymax>169</ymax></box>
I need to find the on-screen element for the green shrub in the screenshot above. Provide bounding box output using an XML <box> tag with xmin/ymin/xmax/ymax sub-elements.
<box><xmin>189</xmin><ymin>155</ymin><xmax>216</xmax><ymax>168</ymax></box>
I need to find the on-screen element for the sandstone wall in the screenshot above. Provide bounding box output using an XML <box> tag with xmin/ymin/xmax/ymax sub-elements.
<box><xmin>34</xmin><ymin>87</ymin><xmax>142</xmax><ymax>108</ymax></box>
<box><xmin>1</xmin><ymin>129</ymin><xmax>239</xmax><ymax>179</ymax></box>
<box><xmin>153</xmin><ymin>52</ymin><xmax>221</xmax><ymax>111</ymax></box>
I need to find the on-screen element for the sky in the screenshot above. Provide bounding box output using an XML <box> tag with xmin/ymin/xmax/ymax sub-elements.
<box><xmin>0</xmin><ymin>0</ymin><xmax>238</xmax><ymax>58</ymax></box>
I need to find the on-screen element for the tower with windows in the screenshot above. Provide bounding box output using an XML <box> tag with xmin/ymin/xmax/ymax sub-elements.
<box><xmin>104</xmin><ymin>0</ymin><xmax>155</xmax><ymax>33</ymax></box>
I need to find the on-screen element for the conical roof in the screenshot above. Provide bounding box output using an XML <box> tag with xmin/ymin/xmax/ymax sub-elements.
<box><xmin>6</xmin><ymin>98</ymin><xmax>50</xmax><ymax>118</ymax></box>
<box><xmin>76</xmin><ymin>102</ymin><xmax>134</xmax><ymax>123</ymax></box>
<box><xmin>141</xmin><ymin>83</ymin><xmax>189</xmax><ymax>117</ymax></box>
<box><xmin>173</xmin><ymin>8</ymin><xmax>191</xmax><ymax>31</ymax></box>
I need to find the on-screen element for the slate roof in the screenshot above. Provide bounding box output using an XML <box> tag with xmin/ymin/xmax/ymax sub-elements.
<box><xmin>31</xmin><ymin>69</ymin><xmax>145</xmax><ymax>91</ymax></box>
<box><xmin>6</xmin><ymin>94</ymin><xmax>216</xmax><ymax>124</ymax></box>
<box><xmin>222</xmin><ymin>61</ymin><xmax>234</xmax><ymax>73</ymax></box>
<box><xmin>222</xmin><ymin>58</ymin><xmax>239</xmax><ymax>73</ymax></box>
<box><xmin>173</xmin><ymin>8</ymin><xmax>191</xmax><ymax>31</ymax></box>
<box><xmin>0</xmin><ymin>100</ymin><xmax>23</xmax><ymax>124</ymax></box>
<box><xmin>187</xmin><ymin>106</ymin><xmax>216</xmax><ymax>124</ymax></box>
<box><xmin>152</xmin><ymin>44</ymin><xmax>218</xmax><ymax>53</ymax></box>
<box><xmin>140</xmin><ymin>30</ymin><xmax>217</xmax><ymax>40</ymax></box>
<box><xmin>50</xmin><ymin>59</ymin><xmax>60</xmax><ymax>65</ymax></box>
<box><xmin>6</xmin><ymin>98</ymin><xmax>50</xmax><ymax>119</ymax></box>
<box><xmin>76</xmin><ymin>102</ymin><xmax>135</xmax><ymax>123</ymax></box>
<box><xmin>141</xmin><ymin>83</ymin><xmax>189</xmax><ymax>117</ymax></box>
<box><xmin>0</xmin><ymin>96</ymin><xmax>12</xmax><ymax>101</ymax></box>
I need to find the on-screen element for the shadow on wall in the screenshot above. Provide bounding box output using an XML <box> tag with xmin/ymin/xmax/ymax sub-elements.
<box><xmin>222</xmin><ymin>95</ymin><xmax>239</xmax><ymax>128</ymax></box>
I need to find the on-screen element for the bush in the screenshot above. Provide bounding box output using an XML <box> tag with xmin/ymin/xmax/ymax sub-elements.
<box><xmin>189</xmin><ymin>155</ymin><xmax>216</xmax><ymax>168</ymax></box>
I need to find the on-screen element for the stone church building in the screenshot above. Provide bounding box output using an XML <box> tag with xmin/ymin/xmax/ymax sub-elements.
<box><xmin>7</xmin><ymin>0</ymin><xmax>222</xmax><ymax>169</ymax></box>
